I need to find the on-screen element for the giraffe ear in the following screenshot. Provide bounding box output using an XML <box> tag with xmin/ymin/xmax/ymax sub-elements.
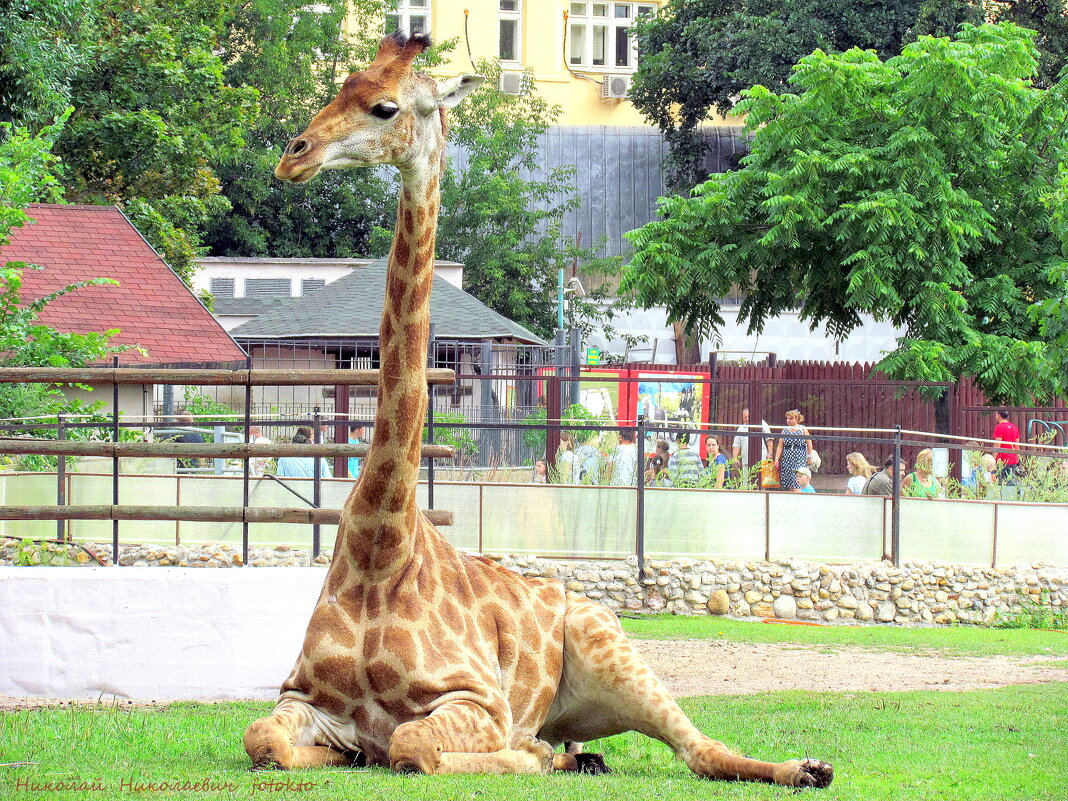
<box><xmin>434</xmin><ymin>75</ymin><xmax>485</xmax><ymax>108</ymax></box>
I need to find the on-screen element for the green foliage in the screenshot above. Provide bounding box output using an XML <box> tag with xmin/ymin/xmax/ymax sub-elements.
<box><xmin>625</xmin><ymin>23</ymin><xmax>1068</xmax><ymax>404</ymax></box>
<box><xmin>629</xmin><ymin>0</ymin><xmax>981</xmax><ymax>188</ymax></box>
<box><xmin>989</xmin><ymin>0</ymin><xmax>1068</xmax><ymax>89</ymax></box>
<box><xmin>12</xmin><ymin>538</ymin><xmax>78</xmax><ymax>566</ymax></box>
<box><xmin>424</xmin><ymin>60</ymin><xmax>622</xmax><ymax>338</ymax></box>
<box><xmin>46</xmin><ymin>0</ymin><xmax>258</xmax><ymax>283</ymax></box>
<box><xmin>518</xmin><ymin>402</ymin><xmax>606</xmax><ymax>455</ymax></box>
<box><xmin>182</xmin><ymin>387</ymin><xmax>236</xmax><ymax>422</ymax></box>
<box><xmin>425</xmin><ymin>409</ymin><xmax>478</xmax><ymax>458</ymax></box>
<box><xmin>994</xmin><ymin>589</ymin><xmax>1068</xmax><ymax>630</ymax></box>
<box><xmin>0</xmin><ymin>0</ymin><xmax>91</xmax><ymax>131</ymax></box>
<box><xmin>202</xmin><ymin>0</ymin><xmax>397</xmax><ymax>260</ymax></box>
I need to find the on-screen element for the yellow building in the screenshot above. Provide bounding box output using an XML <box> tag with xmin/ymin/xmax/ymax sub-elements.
<box><xmin>354</xmin><ymin>1</ymin><xmax>668</xmax><ymax>127</ymax></box>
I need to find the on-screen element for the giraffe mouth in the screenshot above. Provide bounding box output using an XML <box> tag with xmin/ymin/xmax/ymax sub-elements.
<box><xmin>274</xmin><ymin>160</ymin><xmax>322</xmax><ymax>184</ymax></box>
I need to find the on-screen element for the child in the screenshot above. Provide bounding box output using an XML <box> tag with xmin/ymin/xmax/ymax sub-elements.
<box><xmin>795</xmin><ymin>466</ymin><xmax>816</xmax><ymax>493</ymax></box>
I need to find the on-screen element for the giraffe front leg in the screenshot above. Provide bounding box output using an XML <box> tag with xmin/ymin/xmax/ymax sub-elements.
<box><xmin>388</xmin><ymin>699</ymin><xmax>553</xmax><ymax>775</ymax></box>
<box><xmin>244</xmin><ymin>700</ymin><xmax>359</xmax><ymax>770</ymax></box>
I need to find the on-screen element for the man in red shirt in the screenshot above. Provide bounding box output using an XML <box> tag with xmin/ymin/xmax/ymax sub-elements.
<box><xmin>991</xmin><ymin>410</ymin><xmax>1021</xmax><ymax>481</ymax></box>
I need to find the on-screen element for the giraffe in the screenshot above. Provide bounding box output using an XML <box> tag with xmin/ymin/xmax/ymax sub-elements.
<box><xmin>244</xmin><ymin>32</ymin><xmax>833</xmax><ymax>788</ymax></box>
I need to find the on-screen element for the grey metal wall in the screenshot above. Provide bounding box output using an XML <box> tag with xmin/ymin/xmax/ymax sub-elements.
<box><xmin>451</xmin><ymin>126</ymin><xmax>748</xmax><ymax>259</ymax></box>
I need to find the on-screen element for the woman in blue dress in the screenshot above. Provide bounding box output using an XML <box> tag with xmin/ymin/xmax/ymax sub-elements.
<box><xmin>774</xmin><ymin>409</ymin><xmax>813</xmax><ymax>491</ymax></box>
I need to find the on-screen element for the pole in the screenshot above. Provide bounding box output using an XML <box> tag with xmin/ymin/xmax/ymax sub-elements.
<box><xmin>427</xmin><ymin>325</ymin><xmax>436</xmax><ymax>510</ymax></box>
<box><xmin>56</xmin><ymin>414</ymin><xmax>67</xmax><ymax>542</ymax></box>
<box><xmin>892</xmin><ymin>424</ymin><xmax>902</xmax><ymax>566</ymax></box>
<box><xmin>112</xmin><ymin>356</ymin><xmax>120</xmax><ymax>565</ymax></box>
<box><xmin>242</xmin><ymin>356</ymin><xmax>252</xmax><ymax>567</ymax></box>
<box><xmin>568</xmin><ymin>327</ymin><xmax>581</xmax><ymax>407</ymax></box>
<box><xmin>312</xmin><ymin>406</ymin><xmax>322</xmax><ymax>559</ymax></box>
<box><xmin>636</xmin><ymin>415</ymin><xmax>646</xmax><ymax>582</ymax></box>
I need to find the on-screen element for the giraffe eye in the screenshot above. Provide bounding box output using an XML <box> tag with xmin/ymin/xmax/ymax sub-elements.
<box><xmin>370</xmin><ymin>102</ymin><xmax>399</xmax><ymax>120</ymax></box>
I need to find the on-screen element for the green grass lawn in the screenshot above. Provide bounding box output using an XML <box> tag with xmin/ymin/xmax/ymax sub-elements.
<box><xmin>620</xmin><ymin>614</ymin><xmax>1068</xmax><ymax>658</ymax></box>
<box><xmin>2</xmin><ymin>619</ymin><xmax>1065</xmax><ymax>800</ymax></box>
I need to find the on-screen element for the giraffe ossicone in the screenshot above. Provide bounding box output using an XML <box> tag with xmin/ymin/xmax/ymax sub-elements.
<box><xmin>244</xmin><ymin>32</ymin><xmax>833</xmax><ymax>788</ymax></box>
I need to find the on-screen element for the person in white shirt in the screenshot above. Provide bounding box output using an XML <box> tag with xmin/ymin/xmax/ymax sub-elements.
<box><xmin>732</xmin><ymin>407</ymin><xmax>770</xmax><ymax>479</ymax></box>
<box><xmin>248</xmin><ymin>426</ymin><xmax>272</xmax><ymax>477</ymax></box>
<box><xmin>609</xmin><ymin>430</ymin><xmax>639</xmax><ymax>486</ymax></box>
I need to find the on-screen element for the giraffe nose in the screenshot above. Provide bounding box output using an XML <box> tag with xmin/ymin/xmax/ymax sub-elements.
<box><xmin>287</xmin><ymin>137</ymin><xmax>310</xmax><ymax>157</ymax></box>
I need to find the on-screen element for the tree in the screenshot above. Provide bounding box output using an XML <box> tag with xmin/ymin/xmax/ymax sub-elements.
<box><xmin>50</xmin><ymin>0</ymin><xmax>257</xmax><ymax>283</ymax></box>
<box><xmin>623</xmin><ymin>23</ymin><xmax>1068</xmax><ymax>404</ymax></box>
<box><xmin>629</xmin><ymin>0</ymin><xmax>983</xmax><ymax>188</ymax></box>
<box><xmin>202</xmin><ymin>0</ymin><xmax>396</xmax><ymax>259</ymax></box>
<box><xmin>990</xmin><ymin>0</ymin><xmax>1068</xmax><ymax>88</ymax></box>
<box><xmin>426</xmin><ymin>61</ymin><xmax>619</xmax><ymax>338</ymax></box>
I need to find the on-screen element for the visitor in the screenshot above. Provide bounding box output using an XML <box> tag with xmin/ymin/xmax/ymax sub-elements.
<box><xmin>794</xmin><ymin>466</ymin><xmax>816</xmax><ymax>493</ymax></box>
<box><xmin>171</xmin><ymin>412</ymin><xmax>205</xmax><ymax>470</ymax></box>
<box><xmin>774</xmin><ymin>409</ymin><xmax>813</xmax><ymax>492</ymax></box>
<box><xmin>347</xmin><ymin>424</ymin><xmax>368</xmax><ymax>480</ymax></box>
<box><xmin>532</xmin><ymin>459</ymin><xmax>548</xmax><ymax>484</ymax></box>
<box><xmin>863</xmin><ymin>455</ymin><xmax>907</xmax><ymax>496</ymax></box>
<box><xmin>668</xmin><ymin>433</ymin><xmax>703</xmax><ymax>486</ymax></box>
<box><xmin>557</xmin><ymin>432</ymin><xmax>577</xmax><ymax>484</ymax></box>
<box><xmin>731</xmin><ymin>407</ymin><xmax>770</xmax><ymax>480</ymax></box>
<box><xmin>844</xmin><ymin>452</ymin><xmax>875</xmax><ymax>495</ymax></box>
<box><xmin>575</xmin><ymin>435</ymin><xmax>604</xmax><ymax>484</ymax></box>
<box><xmin>248</xmin><ymin>425</ymin><xmax>272</xmax><ymax>477</ymax></box>
<box><xmin>609</xmin><ymin>430</ymin><xmax>639</xmax><ymax>487</ymax></box>
<box><xmin>276</xmin><ymin>430</ymin><xmax>331</xmax><ymax>479</ymax></box>
<box><xmin>704</xmin><ymin>435</ymin><xmax>729</xmax><ymax>489</ymax></box>
<box><xmin>991</xmin><ymin>410</ymin><xmax>1021</xmax><ymax>481</ymax></box>
<box><xmin>903</xmin><ymin>448</ymin><xmax>940</xmax><ymax>498</ymax></box>
<box><xmin>646</xmin><ymin>440</ymin><xmax>670</xmax><ymax>486</ymax></box>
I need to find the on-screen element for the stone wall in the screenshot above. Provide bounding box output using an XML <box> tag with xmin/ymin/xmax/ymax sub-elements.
<box><xmin>2</xmin><ymin>540</ymin><xmax>1064</xmax><ymax>625</ymax></box>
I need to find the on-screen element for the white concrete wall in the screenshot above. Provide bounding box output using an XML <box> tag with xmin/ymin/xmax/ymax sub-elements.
<box><xmin>0</xmin><ymin>567</ymin><xmax>322</xmax><ymax>701</ymax></box>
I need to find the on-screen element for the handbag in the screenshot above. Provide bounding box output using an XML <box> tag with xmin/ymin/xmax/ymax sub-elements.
<box><xmin>760</xmin><ymin>459</ymin><xmax>780</xmax><ymax>489</ymax></box>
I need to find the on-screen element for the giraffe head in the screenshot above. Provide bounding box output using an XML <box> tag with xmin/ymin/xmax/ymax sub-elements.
<box><xmin>275</xmin><ymin>33</ymin><xmax>483</xmax><ymax>184</ymax></box>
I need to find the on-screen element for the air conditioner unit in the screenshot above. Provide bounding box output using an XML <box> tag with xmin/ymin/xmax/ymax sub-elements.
<box><xmin>499</xmin><ymin>71</ymin><xmax>524</xmax><ymax>96</ymax></box>
<box><xmin>601</xmin><ymin>74</ymin><xmax>631</xmax><ymax>100</ymax></box>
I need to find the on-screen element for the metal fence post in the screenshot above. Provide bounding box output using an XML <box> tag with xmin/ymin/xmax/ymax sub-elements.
<box><xmin>312</xmin><ymin>406</ymin><xmax>322</xmax><ymax>559</ymax></box>
<box><xmin>427</xmin><ymin>325</ymin><xmax>436</xmax><ymax>511</ymax></box>
<box><xmin>112</xmin><ymin>356</ymin><xmax>120</xmax><ymax>565</ymax></box>
<box><xmin>635</xmin><ymin>415</ymin><xmax>646</xmax><ymax>582</ymax></box>
<box><xmin>56</xmin><ymin>414</ymin><xmax>67</xmax><ymax>542</ymax></box>
<box><xmin>242</xmin><ymin>356</ymin><xmax>252</xmax><ymax>567</ymax></box>
<box><xmin>892</xmin><ymin>424</ymin><xmax>902</xmax><ymax>566</ymax></box>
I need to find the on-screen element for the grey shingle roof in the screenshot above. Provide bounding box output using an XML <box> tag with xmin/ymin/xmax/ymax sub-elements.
<box><xmin>228</xmin><ymin>260</ymin><xmax>545</xmax><ymax>345</ymax></box>
<box><xmin>213</xmin><ymin>297</ymin><xmax>297</xmax><ymax>316</ymax></box>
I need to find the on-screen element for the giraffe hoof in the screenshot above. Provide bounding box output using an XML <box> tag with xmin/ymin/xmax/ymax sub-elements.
<box><xmin>778</xmin><ymin>758</ymin><xmax>833</xmax><ymax>789</ymax></box>
<box><xmin>517</xmin><ymin>736</ymin><xmax>555</xmax><ymax>774</ymax></box>
<box><xmin>574</xmin><ymin>752</ymin><xmax>612</xmax><ymax>775</ymax></box>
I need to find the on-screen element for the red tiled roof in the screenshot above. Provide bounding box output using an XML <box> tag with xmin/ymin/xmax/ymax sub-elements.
<box><xmin>1</xmin><ymin>204</ymin><xmax>246</xmax><ymax>366</ymax></box>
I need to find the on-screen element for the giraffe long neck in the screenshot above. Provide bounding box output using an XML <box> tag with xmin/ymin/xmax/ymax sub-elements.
<box><xmin>338</xmin><ymin>155</ymin><xmax>441</xmax><ymax>573</ymax></box>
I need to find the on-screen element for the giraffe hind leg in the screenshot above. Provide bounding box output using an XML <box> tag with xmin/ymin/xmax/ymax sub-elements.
<box><xmin>543</xmin><ymin>597</ymin><xmax>833</xmax><ymax>788</ymax></box>
<box><xmin>388</xmin><ymin>699</ymin><xmax>554</xmax><ymax>775</ymax></box>
<box><xmin>244</xmin><ymin>700</ymin><xmax>361</xmax><ymax>770</ymax></box>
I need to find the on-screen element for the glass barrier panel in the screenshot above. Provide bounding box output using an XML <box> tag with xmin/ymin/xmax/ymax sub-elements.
<box><xmin>644</xmin><ymin>488</ymin><xmax>765</xmax><ymax>560</ymax></box>
<box><xmin>769</xmin><ymin>493</ymin><xmax>884</xmax><ymax>562</ymax></box>
<box><xmin>898</xmin><ymin>498</ymin><xmax>994</xmax><ymax>566</ymax></box>
<box><xmin>994</xmin><ymin>503</ymin><xmax>1068</xmax><ymax>566</ymax></box>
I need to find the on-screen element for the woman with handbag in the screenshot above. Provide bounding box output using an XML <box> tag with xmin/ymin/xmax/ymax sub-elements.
<box><xmin>774</xmin><ymin>409</ymin><xmax>813</xmax><ymax>492</ymax></box>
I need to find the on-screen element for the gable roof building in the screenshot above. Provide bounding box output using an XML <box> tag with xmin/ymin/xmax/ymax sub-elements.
<box><xmin>3</xmin><ymin>204</ymin><xmax>246</xmax><ymax>367</ymax></box>
<box><xmin>229</xmin><ymin>260</ymin><xmax>544</xmax><ymax>345</ymax></box>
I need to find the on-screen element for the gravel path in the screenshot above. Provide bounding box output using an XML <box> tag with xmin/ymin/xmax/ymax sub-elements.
<box><xmin>634</xmin><ymin>638</ymin><xmax>1068</xmax><ymax>696</ymax></box>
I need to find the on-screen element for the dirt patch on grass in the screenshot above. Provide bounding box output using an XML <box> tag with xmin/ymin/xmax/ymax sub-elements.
<box><xmin>635</xmin><ymin>638</ymin><xmax>1068</xmax><ymax>697</ymax></box>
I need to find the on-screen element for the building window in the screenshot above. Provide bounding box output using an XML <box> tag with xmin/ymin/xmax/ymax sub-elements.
<box><xmin>499</xmin><ymin>0</ymin><xmax>521</xmax><ymax>63</ymax></box>
<box><xmin>568</xmin><ymin>2</ymin><xmax>655</xmax><ymax>71</ymax></box>
<box><xmin>210</xmin><ymin>277</ymin><xmax>235</xmax><ymax>298</ymax></box>
<box><xmin>245</xmin><ymin>278</ymin><xmax>293</xmax><ymax>298</ymax></box>
<box><xmin>301</xmin><ymin>278</ymin><xmax>326</xmax><ymax>296</ymax></box>
<box><xmin>385</xmin><ymin>0</ymin><xmax>430</xmax><ymax>36</ymax></box>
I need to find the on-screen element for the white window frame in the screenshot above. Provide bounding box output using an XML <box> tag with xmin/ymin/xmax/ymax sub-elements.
<box><xmin>385</xmin><ymin>0</ymin><xmax>431</xmax><ymax>36</ymax></box>
<box><xmin>567</xmin><ymin>2</ymin><xmax>656</xmax><ymax>73</ymax></box>
<box><xmin>498</xmin><ymin>1</ymin><xmax>522</xmax><ymax>64</ymax></box>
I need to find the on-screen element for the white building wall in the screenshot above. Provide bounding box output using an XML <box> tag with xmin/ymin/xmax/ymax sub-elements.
<box><xmin>591</xmin><ymin>305</ymin><xmax>904</xmax><ymax>364</ymax></box>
